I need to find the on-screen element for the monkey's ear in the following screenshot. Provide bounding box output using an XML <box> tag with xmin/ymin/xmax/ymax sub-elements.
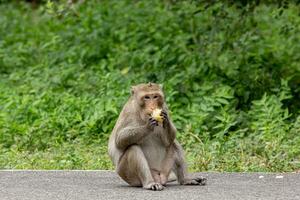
<box><xmin>159</xmin><ymin>84</ymin><xmax>163</xmax><ymax>90</ymax></box>
<box><xmin>131</xmin><ymin>86</ymin><xmax>136</xmax><ymax>95</ymax></box>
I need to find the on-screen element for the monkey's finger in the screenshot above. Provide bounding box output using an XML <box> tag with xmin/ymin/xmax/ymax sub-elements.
<box><xmin>150</xmin><ymin>119</ymin><xmax>158</xmax><ymax>124</ymax></box>
<box><xmin>161</xmin><ymin>110</ymin><xmax>168</xmax><ymax>117</ymax></box>
<box><xmin>149</xmin><ymin>118</ymin><xmax>159</xmax><ymax>126</ymax></box>
<box><xmin>151</xmin><ymin>185</ymin><xmax>157</xmax><ymax>190</ymax></box>
<box><xmin>150</xmin><ymin>183</ymin><xmax>164</xmax><ymax>191</ymax></box>
<box><xmin>161</xmin><ymin>111</ymin><xmax>169</xmax><ymax>121</ymax></box>
<box><xmin>150</xmin><ymin>121</ymin><xmax>158</xmax><ymax>127</ymax></box>
<box><xmin>149</xmin><ymin>117</ymin><xmax>157</xmax><ymax>122</ymax></box>
<box><xmin>156</xmin><ymin>184</ymin><xmax>165</xmax><ymax>190</ymax></box>
<box><xmin>151</xmin><ymin>122</ymin><xmax>158</xmax><ymax>127</ymax></box>
<box><xmin>184</xmin><ymin>180</ymin><xmax>200</xmax><ymax>185</ymax></box>
<box><xmin>183</xmin><ymin>178</ymin><xmax>207</xmax><ymax>185</ymax></box>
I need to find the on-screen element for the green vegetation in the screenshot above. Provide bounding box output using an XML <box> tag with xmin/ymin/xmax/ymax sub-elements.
<box><xmin>0</xmin><ymin>0</ymin><xmax>299</xmax><ymax>171</ymax></box>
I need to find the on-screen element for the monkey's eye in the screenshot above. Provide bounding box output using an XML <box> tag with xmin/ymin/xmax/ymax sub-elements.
<box><xmin>144</xmin><ymin>96</ymin><xmax>150</xmax><ymax>100</ymax></box>
<box><xmin>153</xmin><ymin>95</ymin><xmax>158</xmax><ymax>99</ymax></box>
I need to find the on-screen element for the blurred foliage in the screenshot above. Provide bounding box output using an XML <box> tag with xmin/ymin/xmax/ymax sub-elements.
<box><xmin>0</xmin><ymin>0</ymin><xmax>299</xmax><ymax>171</ymax></box>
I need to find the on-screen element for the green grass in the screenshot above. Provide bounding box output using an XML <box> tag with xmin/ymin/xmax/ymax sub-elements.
<box><xmin>0</xmin><ymin>0</ymin><xmax>299</xmax><ymax>171</ymax></box>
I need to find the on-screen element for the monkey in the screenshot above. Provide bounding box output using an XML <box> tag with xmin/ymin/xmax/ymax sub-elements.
<box><xmin>108</xmin><ymin>83</ymin><xmax>206</xmax><ymax>191</ymax></box>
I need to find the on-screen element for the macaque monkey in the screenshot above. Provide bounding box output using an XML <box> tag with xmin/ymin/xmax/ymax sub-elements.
<box><xmin>108</xmin><ymin>83</ymin><xmax>206</xmax><ymax>191</ymax></box>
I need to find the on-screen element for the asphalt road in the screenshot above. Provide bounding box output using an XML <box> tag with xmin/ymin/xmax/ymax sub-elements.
<box><xmin>0</xmin><ymin>170</ymin><xmax>299</xmax><ymax>200</ymax></box>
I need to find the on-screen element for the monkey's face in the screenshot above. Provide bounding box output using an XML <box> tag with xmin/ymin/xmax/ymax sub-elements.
<box><xmin>131</xmin><ymin>83</ymin><xmax>164</xmax><ymax>117</ymax></box>
<box><xmin>140</xmin><ymin>92</ymin><xmax>164</xmax><ymax>115</ymax></box>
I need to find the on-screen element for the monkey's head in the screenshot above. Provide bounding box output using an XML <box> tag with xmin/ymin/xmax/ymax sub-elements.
<box><xmin>131</xmin><ymin>83</ymin><xmax>164</xmax><ymax>116</ymax></box>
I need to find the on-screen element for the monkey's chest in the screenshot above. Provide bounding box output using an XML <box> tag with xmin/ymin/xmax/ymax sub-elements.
<box><xmin>140</xmin><ymin>132</ymin><xmax>167</xmax><ymax>171</ymax></box>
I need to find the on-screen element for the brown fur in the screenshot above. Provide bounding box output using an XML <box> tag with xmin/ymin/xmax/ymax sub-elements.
<box><xmin>108</xmin><ymin>83</ymin><xmax>206</xmax><ymax>191</ymax></box>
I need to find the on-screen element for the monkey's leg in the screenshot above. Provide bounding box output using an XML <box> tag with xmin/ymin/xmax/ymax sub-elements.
<box><xmin>117</xmin><ymin>145</ymin><xmax>164</xmax><ymax>191</ymax></box>
<box><xmin>173</xmin><ymin>142</ymin><xmax>207</xmax><ymax>186</ymax></box>
<box><xmin>151</xmin><ymin>169</ymin><xmax>161</xmax><ymax>183</ymax></box>
<box><xmin>160</xmin><ymin>145</ymin><xmax>175</xmax><ymax>186</ymax></box>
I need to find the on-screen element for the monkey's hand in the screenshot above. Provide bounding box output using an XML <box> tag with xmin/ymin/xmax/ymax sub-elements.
<box><xmin>161</xmin><ymin>110</ymin><xmax>169</xmax><ymax>128</ymax></box>
<box><xmin>148</xmin><ymin>117</ymin><xmax>159</xmax><ymax>130</ymax></box>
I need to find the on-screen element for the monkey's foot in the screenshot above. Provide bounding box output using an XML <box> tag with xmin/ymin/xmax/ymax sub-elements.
<box><xmin>183</xmin><ymin>177</ymin><xmax>207</xmax><ymax>186</ymax></box>
<box><xmin>143</xmin><ymin>182</ymin><xmax>164</xmax><ymax>191</ymax></box>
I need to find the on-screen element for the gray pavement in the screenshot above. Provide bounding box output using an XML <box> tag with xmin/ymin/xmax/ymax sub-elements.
<box><xmin>0</xmin><ymin>170</ymin><xmax>299</xmax><ymax>200</ymax></box>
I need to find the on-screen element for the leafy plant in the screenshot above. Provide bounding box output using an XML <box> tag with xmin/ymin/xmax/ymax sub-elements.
<box><xmin>0</xmin><ymin>0</ymin><xmax>299</xmax><ymax>171</ymax></box>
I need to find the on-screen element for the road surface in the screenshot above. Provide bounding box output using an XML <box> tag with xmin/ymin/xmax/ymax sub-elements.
<box><xmin>0</xmin><ymin>170</ymin><xmax>299</xmax><ymax>200</ymax></box>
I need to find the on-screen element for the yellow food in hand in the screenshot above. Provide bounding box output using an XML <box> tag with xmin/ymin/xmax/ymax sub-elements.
<box><xmin>151</xmin><ymin>108</ymin><xmax>163</xmax><ymax>123</ymax></box>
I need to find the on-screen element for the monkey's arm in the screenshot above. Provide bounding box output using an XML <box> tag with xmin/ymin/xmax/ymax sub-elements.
<box><xmin>160</xmin><ymin>144</ymin><xmax>176</xmax><ymax>185</ymax></box>
<box><xmin>115</xmin><ymin>125</ymin><xmax>150</xmax><ymax>150</ymax></box>
<box><xmin>166</xmin><ymin>121</ymin><xmax>176</xmax><ymax>141</ymax></box>
<box><xmin>161</xmin><ymin>110</ymin><xmax>176</xmax><ymax>144</ymax></box>
<box><xmin>173</xmin><ymin>140</ymin><xmax>207</xmax><ymax>185</ymax></box>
